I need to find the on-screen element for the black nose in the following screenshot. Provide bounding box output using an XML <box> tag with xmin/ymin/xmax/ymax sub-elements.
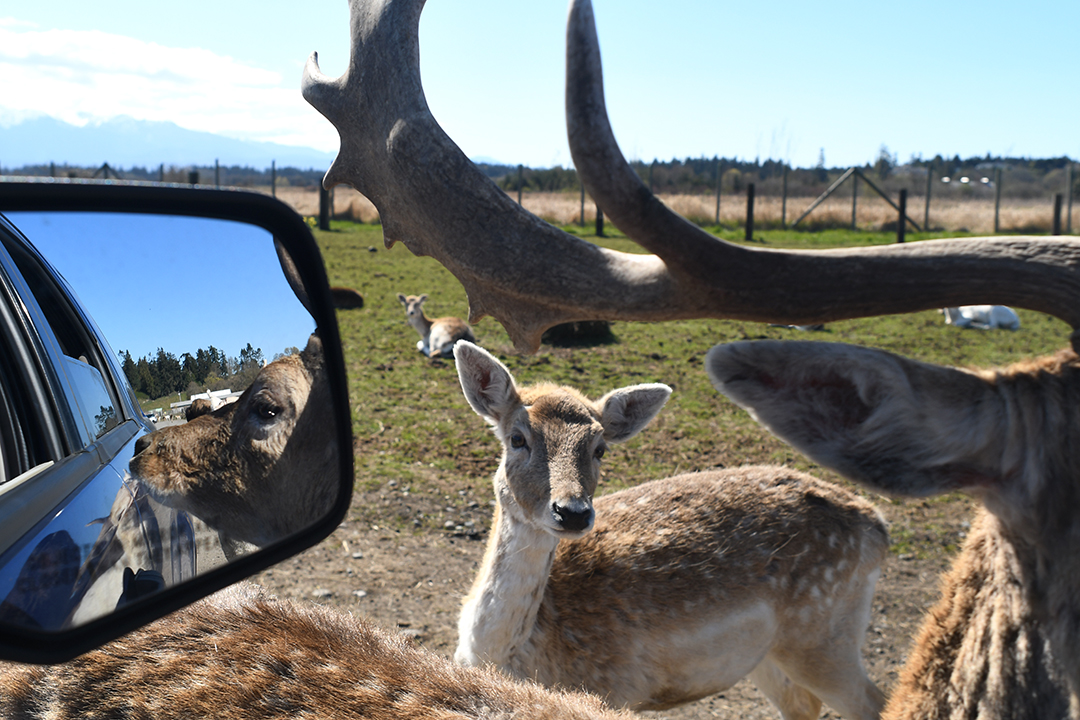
<box><xmin>134</xmin><ymin>434</ymin><xmax>153</xmax><ymax>456</ymax></box>
<box><xmin>551</xmin><ymin>503</ymin><xmax>593</xmax><ymax>533</ymax></box>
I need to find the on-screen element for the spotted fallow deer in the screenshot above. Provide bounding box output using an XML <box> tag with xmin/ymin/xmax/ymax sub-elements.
<box><xmin>397</xmin><ymin>293</ymin><xmax>475</xmax><ymax>357</ymax></box>
<box><xmin>453</xmin><ymin>341</ymin><xmax>887</xmax><ymax>719</ymax></box>
<box><xmin>0</xmin><ymin>583</ymin><xmax>636</xmax><ymax>720</ymax></box>
<box><xmin>301</xmin><ymin>0</ymin><xmax>1080</xmax><ymax>717</ymax></box>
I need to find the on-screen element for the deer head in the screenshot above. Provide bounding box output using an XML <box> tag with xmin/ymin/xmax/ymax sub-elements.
<box><xmin>302</xmin><ymin>0</ymin><xmax>1080</xmax><ymax>353</ymax></box>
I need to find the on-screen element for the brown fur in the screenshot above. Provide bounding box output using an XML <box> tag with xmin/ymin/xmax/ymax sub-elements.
<box><xmin>708</xmin><ymin>340</ymin><xmax>1080</xmax><ymax>719</ymax></box>
<box><xmin>184</xmin><ymin>397</ymin><xmax>214</xmax><ymax>421</ymax></box>
<box><xmin>0</xmin><ymin>584</ymin><xmax>633</xmax><ymax>720</ymax></box>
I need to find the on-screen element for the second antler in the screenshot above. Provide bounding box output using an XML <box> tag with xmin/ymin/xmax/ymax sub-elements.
<box><xmin>303</xmin><ymin>0</ymin><xmax>1080</xmax><ymax>353</ymax></box>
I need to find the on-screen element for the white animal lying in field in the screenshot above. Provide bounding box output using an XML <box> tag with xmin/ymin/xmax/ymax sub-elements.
<box><xmin>942</xmin><ymin>305</ymin><xmax>1020</xmax><ymax>330</ymax></box>
<box><xmin>453</xmin><ymin>341</ymin><xmax>887</xmax><ymax>720</ymax></box>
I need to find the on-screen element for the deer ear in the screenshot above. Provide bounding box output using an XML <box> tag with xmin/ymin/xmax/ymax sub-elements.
<box><xmin>706</xmin><ymin>340</ymin><xmax>1006</xmax><ymax>498</ymax></box>
<box><xmin>397</xmin><ymin>293</ymin><xmax>407</xmax><ymax>305</ymax></box>
<box><xmin>419</xmin><ymin>294</ymin><xmax>428</xmax><ymax>304</ymax></box>
<box><xmin>454</xmin><ymin>342</ymin><xmax>520</xmax><ymax>424</ymax></box>
<box><xmin>597</xmin><ymin>384</ymin><xmax>671</xmax><ymax>443</ymax></box>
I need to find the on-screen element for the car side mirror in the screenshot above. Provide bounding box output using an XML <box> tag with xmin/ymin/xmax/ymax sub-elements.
<box><xmin>0</xmin><ymin>181</ymin><xmax>352</xmax><ymax>663</ymax></box>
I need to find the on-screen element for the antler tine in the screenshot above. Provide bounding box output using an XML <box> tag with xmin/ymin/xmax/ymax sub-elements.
<box><xmin>566</xmin><ymin>0</ymin><xmax>1080</xmax><ymax>347</ymax></box>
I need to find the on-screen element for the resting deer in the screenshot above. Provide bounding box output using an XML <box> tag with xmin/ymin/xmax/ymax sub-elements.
<box><xmin>300</xmin><ymin>0</ymin><xmax>1080</xmax><ymax>717</ymax></box>
<box><xmin>453</xmin><ymin>342</ymin><xmax>887</xmax><ymax>719</ymax></box>
<box><xmin>941</xmin><ymin>305</ymin><xmax>1020</xmax><ymax>330</ymax></box>
<box><xmin>0</xmin><ymin>583</ymin><xmax>635</xmax><ymax>720</ymax></box>
<box><xmin>397</xmin><ymin>293</ymin><xmax>475</xmax><ymax>357</ymax></box>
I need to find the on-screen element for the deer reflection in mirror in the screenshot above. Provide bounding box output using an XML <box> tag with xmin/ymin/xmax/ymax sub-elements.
<box><xmin>129</xmin><ymin>332</ymin><xmax>337</xmax><ymax>552</ymax></box>
<box><xmin>129</xmin><ymin>239</ymin><xmax>338</xmax><ymax>553</ymax></box>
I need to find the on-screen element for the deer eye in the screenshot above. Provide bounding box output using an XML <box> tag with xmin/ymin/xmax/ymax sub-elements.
<box><xmin>254</xmin><ymin>395</ymin><xmax>283</xmax><ymax>421</ymax></box>
<box><xmin>509</xmin><ymin>432</ymin><xmax>528</xmax><ymax>450</ymax></box>
<box><xmin>593</xmin><ymin>443</ymin><xmax>606</xmax><ymax>460</ymax></box>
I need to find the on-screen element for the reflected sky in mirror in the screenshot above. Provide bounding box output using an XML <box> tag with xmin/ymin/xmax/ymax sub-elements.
<box><xmin>4</xmin><ymin>212</ymin><xmax>315</xmax><ymax>361</ymax></box>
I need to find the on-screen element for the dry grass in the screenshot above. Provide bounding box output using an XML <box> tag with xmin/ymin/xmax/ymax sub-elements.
<box><xmin>258</xmin><ymin>186</ymin><xmax>1077</xmax><ymax>235</ymax></box>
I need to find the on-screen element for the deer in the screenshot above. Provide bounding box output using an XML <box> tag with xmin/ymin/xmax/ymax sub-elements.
<box><xmin>941</xmin><ymin>305</ymin><xmax>1020</xmax><ymax>330</ymax></box>
<box><xmin>0</xmin><ymin>582</ymin><xmax>637</xmax><ymax>720</ymax></box>
<box><xmin>129</xmin><ymin>239</ymin><xmax>340</xmax><ymax>552</ymax></box>
<box><xmin>453</xmin><ymin>341</ymin><xmax>888</xmax><ymax>719</ymax></box>
<box><xmin>397</xmin><ymin>293</ymin><xmax>475</xmax><ymax>357</ymax></box>
<box><xmin>129</xmin><ymin>333</ymin><xmax>337</xmax><ymax>551</ymax></box>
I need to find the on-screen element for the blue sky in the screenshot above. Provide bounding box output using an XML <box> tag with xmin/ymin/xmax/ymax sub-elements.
<box><xmin>2</xmin><ymin>0</ymin><xmax>1077</xmax><ymax>170</ymax></box>
<box><xmin>6</xmin><ymin>211</ymin><xmax>315</xmax><ymax>363</ymax></box>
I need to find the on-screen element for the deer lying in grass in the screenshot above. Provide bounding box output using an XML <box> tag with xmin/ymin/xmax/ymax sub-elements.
<box><xmin>942</xmin><ymin>305</ymin><xmax>1020</xmax><ymax>330</ymax></box>
<box><xmin>129</xmin><ymin>334</ymin><xmax>337</xmax><ymax>550</ymax></box>
<box><xmin>0</xmin><ymin>583</ymin><xmax>635</xmax><ymax>720</ymax></box>
<box><xmin>397</xmin><ymin>293</ymin><xmax>475</xmax><ymax>357</ymax></box>
<box><xmin>453</xmin><ymin>341</ymin><xmax>888</xmax><ymax>720</ymax></box>
<box><xmin>708</xmin><ymin>340</ymin><xmax>1080</xmax><ymax>719</ymax></box>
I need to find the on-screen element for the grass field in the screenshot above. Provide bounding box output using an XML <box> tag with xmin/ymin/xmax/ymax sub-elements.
<box><xmin>313</xmin><ymin>218</ymin><xmax>1070</xmax><ymax>562</ymax></box>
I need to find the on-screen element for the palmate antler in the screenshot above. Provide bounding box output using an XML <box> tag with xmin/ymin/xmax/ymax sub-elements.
<box><xmin>303</xmin><ymin>0</ymin><xmax>1080</xmax><ymax>353</ymax></box>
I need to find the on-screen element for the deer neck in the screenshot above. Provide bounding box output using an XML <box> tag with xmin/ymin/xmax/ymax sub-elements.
<box><xmin>456</xmin><ymin>466</ymin><xmax>559</xmax><ymax>670</ymax></box>
<box><xmin>407</xmin><ymin>311</ymin><xmax>433</xmax><ymax>339</ymax></box>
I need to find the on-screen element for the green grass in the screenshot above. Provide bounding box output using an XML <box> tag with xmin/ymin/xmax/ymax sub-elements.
<box><xmin>315</xmin><ymin>220</ymin><xmax>1069</xmax><ymax>546</ymax></box>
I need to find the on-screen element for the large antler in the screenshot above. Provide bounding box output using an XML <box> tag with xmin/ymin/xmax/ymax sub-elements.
<box><xmin>303</xmin><ymin>0</ymin><xmax>1080</xmax><ymax>353</ymax></box>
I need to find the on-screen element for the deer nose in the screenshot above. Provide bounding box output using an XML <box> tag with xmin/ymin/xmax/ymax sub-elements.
<box><xmin>134</xmin><ymin>433</ymin><xmax>154</xmax><ymax>456</ymax></box>
<box><xmin>551</xmin><ymin>502</ymin><xmax>593</xmax><ymax>533</ymax></box>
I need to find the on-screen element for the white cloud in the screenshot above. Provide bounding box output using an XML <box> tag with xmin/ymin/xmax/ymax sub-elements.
<box><xmin>0</xmin><ymin>20</ymin><xmax>337</xmax><ymax>151</ymax></box>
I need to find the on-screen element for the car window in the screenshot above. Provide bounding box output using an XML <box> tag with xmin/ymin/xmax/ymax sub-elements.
<box><xmin>1</xmin><ymin>232</ymin><xmax>122</xmax><ymax>449</ymax></box>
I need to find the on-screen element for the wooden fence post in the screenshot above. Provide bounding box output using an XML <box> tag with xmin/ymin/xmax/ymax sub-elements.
<box><xmin>781</xmin><ymin>164</ymin><xmax>788</xmax><ymax>228</ymax></box>
<box><xmin>994</xmin><ymin>167</ymin><xmax>1002</xmax><ymax>233</ymax></box>
<box><xmin>897</xmin><ymin>189</ymin><xmax>907</xmax><ymax>243</ymax></box>
<box><xmin>595</xmin><ymin>204</ymin><xmax>604</xmax><ymax>237</ymax></box>
<box><xmin>271</xmin><ymin>160</ymin><xmax>277</xmax><ymax>198</ymax></box>
<box><xmin>580</xmin><ymin>181</ymin><xmax>586</xmax><ymax>228</ymax></box>
<box><xmin>715</xmin><ymin>160</ymin><xmax>722</xmax><ymax>225</ymax></box>
<box><xmin>159</xmin><ymin>163</ymin><xmax>164</xmax><ymax>182</ymax></box>
<box><xmin>1053</xmin><ymin>193</ymin><xmax>1063</xmax><ymax>236</ymax></box>
<box><xmin>215</xmin><ymin>159</ymin><xmax>220</xmax><ymax>188</ymax></box>
<box><xmin>319</xmin><ymin>185</ymin><xmax>331</xmax><ymax>230</ymax></box>
<box><xmin>1067</xmin><ymin>163</ymin><xmax>1074</xmax><ymax>234</ymax></box>
<box><xmin>745</xmin><ymin>183</ymin><xmax>755</xmax><ymax>242</ymax></box>
<box><xmin>924</xmin><ymin>165</ymin><xmax>932</xmax><ymax>231</ymax></box>
<box><xmin>851</xmin><ymin>171</ymin><xmax>859</xmax><ymax>230</ymax></box>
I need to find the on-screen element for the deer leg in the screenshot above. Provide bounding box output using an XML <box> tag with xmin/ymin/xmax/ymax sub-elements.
<box><xmin>748</xmin><ymin>658</ymin><xmax>822</xmax><ymax>720</ymax></box>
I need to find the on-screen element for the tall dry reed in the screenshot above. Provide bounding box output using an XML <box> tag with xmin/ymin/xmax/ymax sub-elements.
<box><xmin>258</xmin><ymin>187</ymin><xmax>1077</xmax><ymax>236</ymax></box>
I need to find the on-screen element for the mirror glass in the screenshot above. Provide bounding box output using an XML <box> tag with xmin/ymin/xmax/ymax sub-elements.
<box><xmin>0</xmin><ymin>210</ymin><xmax>338</xmax><ymax>631</ymax></box>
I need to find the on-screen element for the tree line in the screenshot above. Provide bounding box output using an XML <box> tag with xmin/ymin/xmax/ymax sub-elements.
<box><xmin>119</xmin><ymin>343</ymin><xmax>295</xmax><ymax>402</ymax></box>
<box><xmin>486</xmin><ymin>152</ymin><xmax>1077</xmax><ymax>201</ymax></box>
